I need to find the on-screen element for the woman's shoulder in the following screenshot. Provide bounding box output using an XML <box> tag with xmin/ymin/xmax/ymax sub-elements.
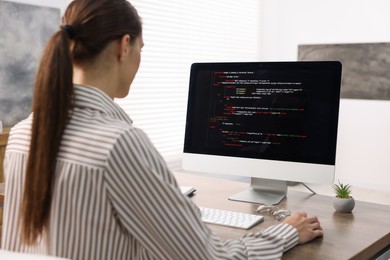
<box><xmin>5</xmin><ymin>114</ymin><xmax>33</xmax><ymax>153</ymax></box>
<box><xmin>8</xmin><ymin>114</ymin><xmax>33</xmax><ymax>137</ymax></box>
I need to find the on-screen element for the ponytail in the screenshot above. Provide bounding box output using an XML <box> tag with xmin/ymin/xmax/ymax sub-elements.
<box><xmin>21</xmin><ymin>28</ymin><xmax>74</xmax><ymax>245</ymax></box>
<box><xmin>20</xmin><ymin>0</ymin><xmax>142</xmax><ymax>245</ymax></box>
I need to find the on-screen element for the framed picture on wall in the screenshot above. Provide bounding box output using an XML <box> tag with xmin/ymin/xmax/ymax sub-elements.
<box><xmin>298</xmin><ymin>42</ymin><xmax>390</xmax><ymax>101</ymax></box>
<box><xmin>0</xmin><ymin>1</ymin><xmax>60</xmax><ymax>127</ymax></box>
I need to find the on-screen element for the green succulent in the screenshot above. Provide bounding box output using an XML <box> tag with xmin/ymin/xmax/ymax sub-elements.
<box><xmin>333</xmin><ymin>181</ymin><xmax>352</xmax><ymax>199</ymax></box>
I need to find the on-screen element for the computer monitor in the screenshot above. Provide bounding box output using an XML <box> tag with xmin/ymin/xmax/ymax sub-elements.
<box><xmin>182</xmin><ymin>61</ymin><xmax>342</xmax><ymax>205</ymax></box>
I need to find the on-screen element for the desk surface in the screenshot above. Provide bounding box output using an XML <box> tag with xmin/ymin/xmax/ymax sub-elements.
<box><xmin>175</xmin><ymin>172</ymin><xmax>390</xmax><ymax>260</ymax></box>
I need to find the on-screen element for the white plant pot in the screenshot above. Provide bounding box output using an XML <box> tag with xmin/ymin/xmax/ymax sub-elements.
<box><xmin>333</xmin><ymin>197</ymin><xmax>355</xmax><ymax>213</ymax></box>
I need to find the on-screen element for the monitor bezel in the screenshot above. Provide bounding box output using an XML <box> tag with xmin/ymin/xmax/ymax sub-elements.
<box><xmin>182</xmin><ymin>61</ymin><xmax>342</xmax><ymax>204</ymax></box>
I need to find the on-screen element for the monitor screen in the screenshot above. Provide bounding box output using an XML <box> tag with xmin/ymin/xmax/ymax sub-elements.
<box><xmin>183</xmin><ymin>61</ymin><xmax>342</xmax><ymax>204</ymax></box>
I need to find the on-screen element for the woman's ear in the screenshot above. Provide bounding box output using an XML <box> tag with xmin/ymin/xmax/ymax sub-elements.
<box><xmin>118</xmin><ymin>34</ymin><xmax>131</xmax><ymax>61</ymax></box>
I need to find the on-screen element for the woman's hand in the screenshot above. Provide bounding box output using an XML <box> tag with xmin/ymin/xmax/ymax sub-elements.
<box><xmin>283</xmin><ymin>212</ymin><xmax>324</xmax><ymax>244</ymax></box>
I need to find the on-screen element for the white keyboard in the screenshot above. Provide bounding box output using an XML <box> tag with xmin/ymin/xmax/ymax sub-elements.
<box><xmin>199</xmin><ymin>207</ymin><xmax>264</xmax><ymax>229</ymax></box>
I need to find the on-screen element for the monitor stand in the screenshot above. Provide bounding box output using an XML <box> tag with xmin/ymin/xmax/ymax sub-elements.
<box><xmin>229</xmin><ymin>177</ymin><xmax>287</xmax><ymax>205</ymax></box>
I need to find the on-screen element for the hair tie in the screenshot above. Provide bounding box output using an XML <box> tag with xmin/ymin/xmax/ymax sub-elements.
<box><xmin>62</xmin><ymin>24</ymin><xmax>76</xmax><ymax>39</ymax></box>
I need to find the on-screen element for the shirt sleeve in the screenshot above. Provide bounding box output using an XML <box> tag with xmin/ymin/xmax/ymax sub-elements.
<box><xmin>105</xmin><ymin>127</ymin><xmax>299</xmax><ymax>259</ymax></box>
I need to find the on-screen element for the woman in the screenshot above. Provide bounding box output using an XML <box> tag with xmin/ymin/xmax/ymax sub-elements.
<box><xmin>1</xmin><ymin>0</ymin><xmax>323</xmax><ymax>259</ymax></box>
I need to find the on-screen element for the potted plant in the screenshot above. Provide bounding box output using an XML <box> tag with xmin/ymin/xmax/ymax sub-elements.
<box><xmin>333</xmin><ymin>180</ymin><xmax>355</xmax><ymax>213</ymax></box>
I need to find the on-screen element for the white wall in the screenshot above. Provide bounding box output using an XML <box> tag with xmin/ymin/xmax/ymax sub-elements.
<box><xmin>260</xmin><ymin>0</ymin><xmax>390</xmax><ymax>191</ymax></box>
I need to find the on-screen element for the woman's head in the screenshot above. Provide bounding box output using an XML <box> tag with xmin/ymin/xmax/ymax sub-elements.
<box><xmin>63</xmin><ymin>0</ymin><xmax>142</xmax><ymax>66</ymax></box>
<box><xmin>63</xmin><ymin>0</ymin><xmax>143</xmax><ymax>97</ymax></box>
<box><xmin>21</xmin><ymin>0</ymin><xmax>142</xmax><ymax>245</ymax></box>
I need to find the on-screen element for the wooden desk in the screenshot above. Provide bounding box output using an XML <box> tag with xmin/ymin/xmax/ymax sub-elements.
<box><xmin>175</xmin><ymin>172</ymin><xmax>390</xmax><ymax>260</ymax></box>
<box><xmin>0</xmin><ymin>127</ymin><xmax>11</xmax><ymax>239</ymax></box>
<box><xmin>0</xmin><ymin>127</ymin><xmax>11</xmax><ymax>183</ymax></box>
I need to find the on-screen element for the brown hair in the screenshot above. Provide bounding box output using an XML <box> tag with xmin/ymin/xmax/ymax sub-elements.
<box><xmin>21</xmin><ymin>0</ymin><xmax>142</xmax><ymax>244</ymax></box>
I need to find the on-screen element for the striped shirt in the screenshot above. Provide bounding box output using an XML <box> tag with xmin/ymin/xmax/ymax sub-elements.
<box><xmin>2</xmin><ymin>85</ymin><xmax>299</xmax><ymax>260</ymax></box>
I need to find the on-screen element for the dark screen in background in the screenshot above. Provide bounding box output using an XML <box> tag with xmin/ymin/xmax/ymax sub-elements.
<box><xmin>184</xmin><ymin>62</ymin><xmax>341</xmax><ymax>165</ymax></box>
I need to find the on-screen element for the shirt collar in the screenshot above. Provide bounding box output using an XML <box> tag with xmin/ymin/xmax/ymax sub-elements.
<box><xmin>73</xmin><ymin>84</ymin><xmax>133</xmax><ymax>124</ymax></box>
